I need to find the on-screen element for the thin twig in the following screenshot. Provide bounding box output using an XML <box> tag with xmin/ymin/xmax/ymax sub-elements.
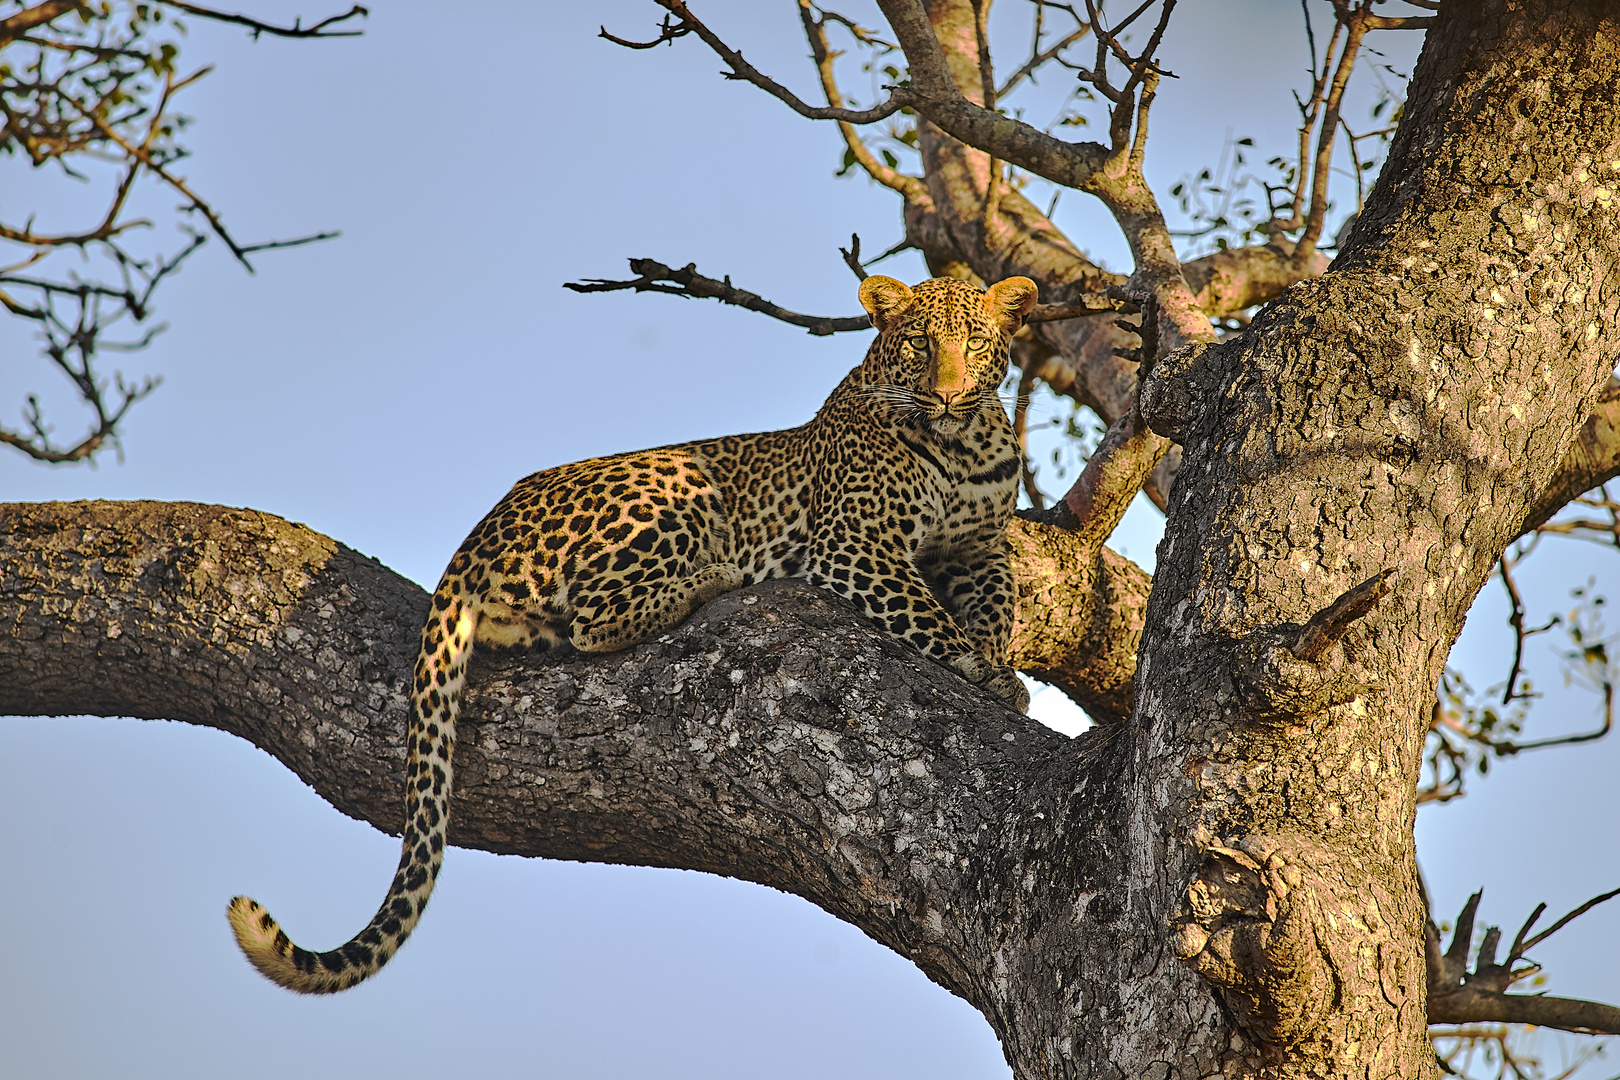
<box><xmin>603</xmin><ymin>1</ymin><xmax>905</xmax><ymax>125</ymax></box>
<box><xmin>157</xmin><ymin>2</ymin><xmax>369</xmax><ymax>39</ymax></box>
<box><xmin>838</xmin><ymin>233</ymin><xmax>868</xmax><ymax>281</ymax></box>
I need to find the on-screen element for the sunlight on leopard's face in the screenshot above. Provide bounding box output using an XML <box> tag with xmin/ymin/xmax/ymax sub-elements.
<box><xmin>856</xmin><ymin>275</ymin><xmax>1038</xmax><ymax>436</ymax></box>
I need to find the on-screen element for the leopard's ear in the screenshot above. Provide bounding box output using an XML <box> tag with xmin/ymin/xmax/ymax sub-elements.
<box><xmin>985</xmin><ymin>276</ymin><xmax>1039</xmax><ymax>332</ymax></box>
<box><xmin>858</xmin><ymin>276</ymin><xmax>915</xmax><ymax>331</ymax></box>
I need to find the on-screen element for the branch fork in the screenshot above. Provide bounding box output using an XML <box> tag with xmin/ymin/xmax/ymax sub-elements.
<box><xmin>1427</xmin><ymin>888</ymin><xmax>1620</xmax><ymax>1034</ymax></box>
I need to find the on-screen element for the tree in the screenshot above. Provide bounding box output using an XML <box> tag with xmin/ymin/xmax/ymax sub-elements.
<box><xmin>0</xmin><ymin>0</ymin><xmax>360</xmax><ymax>463</ymax></box>
<box><xmin>5</xmin><ymin>1</ymin><xmax>1620</xmax><ymax>1078</ymax></box>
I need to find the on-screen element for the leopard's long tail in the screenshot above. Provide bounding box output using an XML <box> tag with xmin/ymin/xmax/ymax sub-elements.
<box><xmin>226</xmin><ymin>580</ymin><xmax>475</xmax><ymax>993</ymax></box>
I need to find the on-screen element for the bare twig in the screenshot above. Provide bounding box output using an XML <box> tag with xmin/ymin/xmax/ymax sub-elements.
<box><xmin>1498</xmin><ymin>681</ymin><xmax>1613</xmax><ymax>754</ymax></box>
<box><xmin>997</xmin><ymin>22</ymin><xmax>1090</xmax><ymax>99</ymax></box>
<box><xmin>599</xmin><ymin>12</ymin><xmax>690</xmax><ymax>49</ymax></box>
<box><xmin>1012</xmin><ymin>354</ymin><xmax>1046</xmax><ymax>511</ymax></box>
<box><xmin>2</xmin><ymin>1</ymin><xmax>358</xmax><ymax>465</ymax></box>
<box><xmin>158</xmin><ymin>2</ymin><xmax>368</xmax><ymax>39</ymax></box>
<box><xmin>565</xmin><ymin>258</ymin><xmax>872</xmax><ymax>336</ymax></box>
<box><xmin>1498</xmin><ymin>554</ymin><xmax>1557</xmax><ymax>705</ymax></box>
<box><xmin>797</xmin><ymin>0</ymin><xmax>929</xmax><ymax>202</ymax></box>
<box><xmin>239</xmin><ymin>230</ymin><xmax>341</xmax><ymax>255</ymax></box>
<box><xmin>63</xmin><ymin>79</ymin><xmax>259</xmax><ymax>269</ymax></box>
<box><xmin>838</xmin><ymin>233</ymin><xmax>868</xmax><ymax>281</ymax></box>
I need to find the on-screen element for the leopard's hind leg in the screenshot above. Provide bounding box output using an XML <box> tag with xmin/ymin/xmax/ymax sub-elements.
<box><xmin>567</xmin><ymin>558</ymin><xmax>744</xmax><ymax>652</ymax></box>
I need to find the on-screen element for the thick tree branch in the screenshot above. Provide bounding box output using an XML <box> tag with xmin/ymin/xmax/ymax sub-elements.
<box><xmin>1521</xmin><ymin>375</ymin><xmax>1620</xmax><ymax>534</ymax></box>
<box><xmin>1006</xmin><ymin>516</ymin><xmax>1149</xmax><ymax>723</ymax></box>
<box><xmin>874</xmin><ymin>0</ymin><xmax>1111</xmax><ymax>189</ymax></box>
<box><xmin>0</xmin><ymin>498</ymin><xmax>1140</xmax><ymax>1045</ymax></box>
<box><xmin>1034</xmin><ymin>295</ymin><xmax>1169</xmax><ymax>550</ymax></box>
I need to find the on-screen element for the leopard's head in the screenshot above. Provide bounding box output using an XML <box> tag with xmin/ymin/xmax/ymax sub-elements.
<box><xmin>856</xmin><ymin>275</ymin><xmax>1038</xmax><ymax>436</ymax></box>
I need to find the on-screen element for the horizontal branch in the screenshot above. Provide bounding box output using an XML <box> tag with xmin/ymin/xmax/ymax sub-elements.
<box><xmin>565</xmin><ymin>258</ymin><xmax>871</xmax><ymax>336</ymax></box>
<box><xmin>1429</xmin><ymin>987</ymin><xmax>1620</xmax><ymax>1033</ymax></box>
<box><xmin>564</xmin><ymin>258</ymin><xmax>1124</xmax><ymax>336</ymax></box>
<box><xmin>0</xmin><ymin>500</ymin><xmax>1131</xmax><ymax>1004</ymax></box>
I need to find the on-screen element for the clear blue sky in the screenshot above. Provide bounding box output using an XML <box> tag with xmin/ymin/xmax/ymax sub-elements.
<box><xmin>2</xmin><ymin>3</ymin><xmax>1614</xmax><ymax>1077</ymax></box>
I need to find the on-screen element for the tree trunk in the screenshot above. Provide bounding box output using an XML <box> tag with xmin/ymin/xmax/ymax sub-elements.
<box><xmin>3</xmin><ymin>2</ymin><xmax>1619</xmax><ymax>1078</ymax></box>
<box><xmin>1116</xmin><ymin>1</ymin><xmax>1620</xmax><ymax>1074</ymax></box>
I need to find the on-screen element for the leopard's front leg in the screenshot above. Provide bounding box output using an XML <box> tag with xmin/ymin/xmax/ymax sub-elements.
<box><xmin>916</xmin><ymin>530</ymin><xmax>1017</xmax><ymax>667</ymax></box>
<box><xmin>808</xmin><ymin>535</ymin><xmax>1028</xmax><ymax>713</ymax></box>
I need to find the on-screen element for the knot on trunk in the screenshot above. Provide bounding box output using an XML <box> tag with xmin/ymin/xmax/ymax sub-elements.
<box><xmin>1171</xmin><ymin>838</ymin><xmax>1336</xmax><ymax>1047</ymax></box>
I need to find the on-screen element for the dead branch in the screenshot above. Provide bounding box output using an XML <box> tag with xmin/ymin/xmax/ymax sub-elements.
<box><xmin>1291</xmin><ymin>567</ymin><xmax>1395</xmax><ymax>661</ymax></box>
<box><xmin>997</xmin><ymin>18</ymin><xmax>1090</xmax><ymax>99</ymax></box>
<box><xmin>565</xmin><ymin>257</ymin><xmax>1125</xmax><ymax>335</ymax></box>
<box><xmin>564</xmin><ymin>258</ymin><xmax>873</xmax><ymax>336</ymax></box>
<box><xmin>837</xmin><ymin>233</ymin><xmax>868</xmax><ymax>281</ymax></box>
<box><xmin>1429</xmin><ymin>890</ymin><xmax>1620</xmax><ymax>1034</ymax></box>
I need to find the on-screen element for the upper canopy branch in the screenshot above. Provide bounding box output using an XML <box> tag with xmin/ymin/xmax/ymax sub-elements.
<box><xmin>797</xmin><ymin>0</ymin><xmax>931</xmax><ymax>203</ymax></box>
<box><xmin>601</xmin><ymin>0</ymin><xmax>905</xmax><ymax>125</ymax></box>
<box><xmin>870</xmin><ymin>0</ymin><xmax>1158</xmax><ymax>193</ymax></box>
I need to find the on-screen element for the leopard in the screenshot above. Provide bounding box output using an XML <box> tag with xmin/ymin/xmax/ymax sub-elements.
<box><xmin>226</xmin><ymin>273</ymin><xmax>1039</xmax><ymax>993</ymax></box>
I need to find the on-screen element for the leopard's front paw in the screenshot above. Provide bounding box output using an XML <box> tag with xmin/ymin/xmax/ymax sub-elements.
<box><xmin>948</xmin><ymin>655</ymin><xmax>1030</xmax><ymax>713</ymax></box>
<box><xmin>981</xmin><ymin>666</ymin><xmax>1030</xmax><ymax>713</ymax></box>
<box><xmin>692</xmin><ymin>561</ymin><xmax>746</xmax><ymax>604</ymax></box>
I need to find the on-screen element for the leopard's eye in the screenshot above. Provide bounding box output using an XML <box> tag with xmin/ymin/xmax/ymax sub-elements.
<box><xmin>907</xmin><ymin>335</ymin><xmax>931</xmax><ymax>352</ymax></box>
<box><xmin>967</xmin><ymin>335</ymin><xmax>989</xmax><ymax>350</ymax></box>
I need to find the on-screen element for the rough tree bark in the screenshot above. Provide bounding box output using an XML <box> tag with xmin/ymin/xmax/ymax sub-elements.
<box><xmin>1122</xmin><ymin>2</ymin><xmax>1620</xmax><ymax>1074</ymax></box>
<box><xmin>5</xmin><ymin>2</ymin><xmax>1620</xmax><ymax>1079</ymax></box>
